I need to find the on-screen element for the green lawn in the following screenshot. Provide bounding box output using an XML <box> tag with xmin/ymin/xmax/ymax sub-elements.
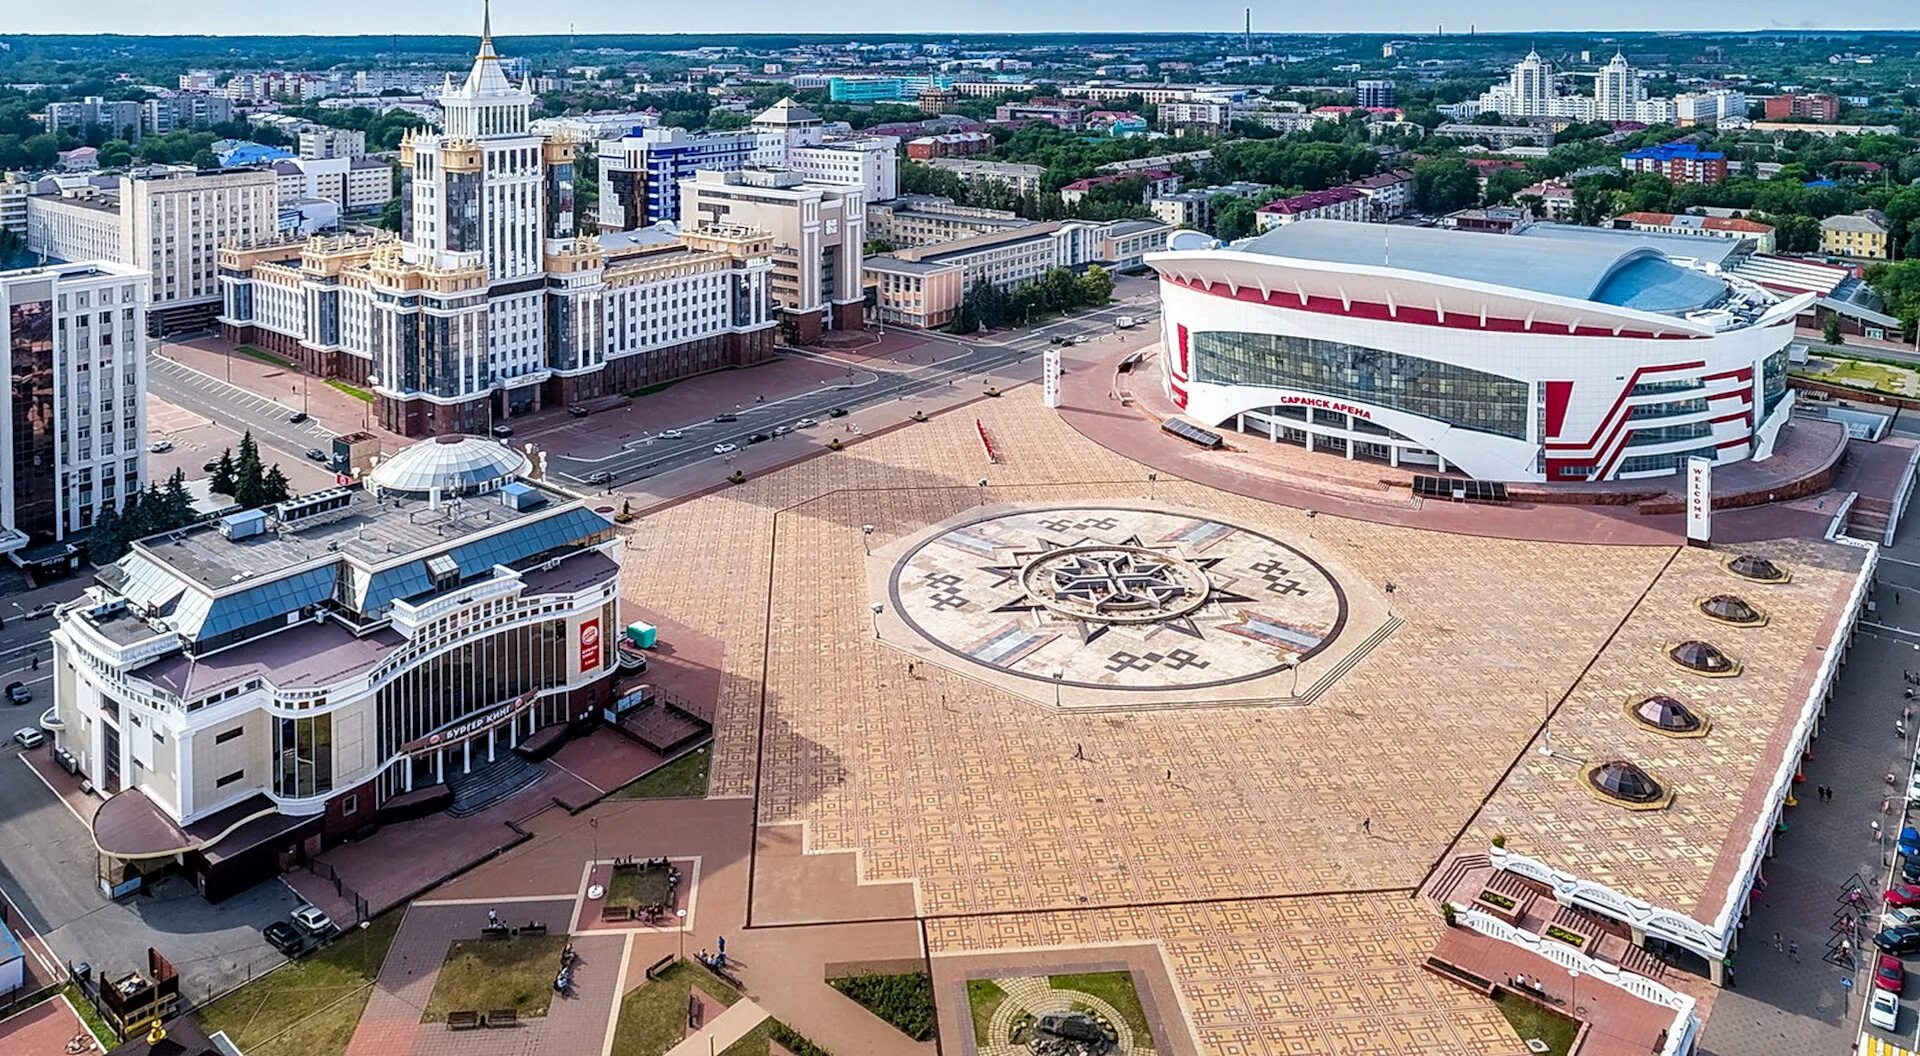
<box><xmin>606</xmin><ymin>864</ymin><xmax>676</xmax><ymax>912</ymax></box>
<box><xmin>62</xmin><ymin>985</ymin><xmax>118</xmax><ymax>1048</ymax></box>
<box><xmin>1048</xmin><ymin>971</ymin><xmax>1153</xmax><ymax>1048</ymax></box>
<box><xmin>717</xmin><ymin>1017</ymin><xmax>831</xmax><ymax>1056</ymax></box>
<box><xmin>1805</xmin><ymin>356</ymin><xmax>1917</xmax><ymax>395</ymax></box>
<box><xmin>608</xmin><ymin>960</ymin><xmax>741</xmax><ymax>1056</ymax></box>
<box><xmin>1492</xmin><ymin>991</ymin><xmax>1579</xmax><ymax>1056</ymax></box>
<box><xmin>614</xmin><ymin>748</ymin><xmax>710</xmax><ymax>799</ymax></box>
<box><xmin>237</xmin><ymin>345</ymin><xmax>295</xmax><ymax>368</ymax></box>
<box><xmin>325</xmin><ymin>379</ymin><xmax>374</xmax><ymax>403</ymax></box>
<box><xmin>421</xmin><ymin>934</ymin><xmax>568</xmax><ymax>1022</ymax></box>
<box><xmin>966</xmin><ymin>978</ymin><xmax>1007</xmax><ymax>1044</ymax></box>
<box><xmin>194</xmin><ymin>913</ymin><xmax>401</xmax><ymax>1056</ymax></box>
<box><xmin>827</xmin><ymin>972</ymin><xmax>936</xmax><ymax>1040</ymax></box>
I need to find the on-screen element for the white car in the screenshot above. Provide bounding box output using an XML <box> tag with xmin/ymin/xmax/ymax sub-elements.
<box><xmin>1871</xmin><ymin>987</ymin><xmax>1901</xmax><ymax>1031</ymax></box>
<box><xmin>1888</xmin><ymin>907</ymin><xmax>1920</xmax><ymax>929</ymax></box>
<box><xmin>585</xmin><ymin>471</ymin><xmax>613</xmax><ymax>485</ymax></box>
<box><xmin>773</xmin><ymin>425</ymin><xmax>791</xmax><ymax>436</ymax></box>
<box><xmin>659</xmin><ymin>429</ymin><xmax>684</xmax><ymax>440</ymax></box>
<box><xmin>11</xmin><ymin>728</ymin><xmax>43</xmax><ymax>749</ymax></box>
<box><xmin>148</xmin><ymin>440</ymin><xmax>173</xmax><ymax>453</ymax></box>
<box><xmin>796</xmin><ymin>418</ymin><xmax>817</xmax><ymax>428</ymax></box>
<box><xmin>291</xmin><ymin>904</ymin><xmax>335</xmax><ymax>936</ymax></box>
<box><xmin>713</xmin><ymin>443</ymin><xmax>738</xmax><ymax>455</ymax></box>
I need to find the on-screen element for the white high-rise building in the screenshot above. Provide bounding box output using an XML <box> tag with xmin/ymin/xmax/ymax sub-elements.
<box><xmin>1478</xmin><ymin>50</ymin><xmax>1675</xmax><ymax>124</ymax></box>
<box><xmin>0</xmin><ymin>261</ymin><xmax>150</xmax><ymax>567</ymax></box>
<box><xmin>1594</xmin><ymin>53</ymin><xmax>1638</xmax><ymax>122</ymax></box>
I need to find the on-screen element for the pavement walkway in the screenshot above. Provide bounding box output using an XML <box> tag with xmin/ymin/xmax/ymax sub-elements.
<box><xmin>661</xmin><ymin>997</ymin><xmax>768</xmax><ymax>1056</ymax></box>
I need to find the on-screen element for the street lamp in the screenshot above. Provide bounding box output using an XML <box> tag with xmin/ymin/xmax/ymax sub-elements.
<box><xmin>1540</xmin><ymin>693</ymin><xmax>1555</xmax><ymax>757</ymax></box>
<box><xmin>1384</xmin><ymin>580</ymin><xmax>1397</xmax><ymax>618</ymax></box>
<box><xmin>676</xmin><ymin>908</ymin><xmax>689</xmax><ymax>960</ymax></box>
<box><xmin>1147</xmin><ymin>472</ymin><xmax>1158</xmax><ymax>502</ymax></box>
<box><xmin>862</xmin><ymin>524</ymin><xmax>875</xmax><ymax>555</ymax></box>
<box><xmin>1277</xmin><ymin>654</ymin><xmax>1301</xmax><ymax>697</ymax></box>
<box><xmin>1052</xmin><ymin>668</ymin><xmax>1064</xmax><ymax>708</ymax></box>
<box><xmin>870</xmin><ymin>602</ymin><xmax>884</xmax><ymax>640</ymax></box>
<box><xmin>1306</xmin><ymin>509</ymin><xmax>1317</xmax><ymax>539</ymax></box>
<box><xmin>978</xmin><ymin>478</ymin><xmax>988</xmax><ymax>506</ymax></box>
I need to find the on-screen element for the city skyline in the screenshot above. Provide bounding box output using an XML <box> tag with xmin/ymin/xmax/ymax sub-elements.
<box><xmin>5</xmin><ymin>1</ymin><xmax>1918</xmax><ymax>36</ymax></box>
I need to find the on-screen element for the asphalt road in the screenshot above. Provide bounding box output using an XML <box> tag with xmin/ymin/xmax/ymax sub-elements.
<box><xmin>548</xmin><ymin>299</ymin><xmax>1159</xmax><ymax>486</ymax></box>
<box><xmin>146</xmin><ymin>352</ymin><xmax>342</xmax><ymax>464</ymax></box>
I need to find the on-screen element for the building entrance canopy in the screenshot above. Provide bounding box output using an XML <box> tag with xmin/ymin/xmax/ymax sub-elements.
<box><xmin>396</xmin><ymin>688</ymin><xmax>541</xmax><ymax>757</ymax></box>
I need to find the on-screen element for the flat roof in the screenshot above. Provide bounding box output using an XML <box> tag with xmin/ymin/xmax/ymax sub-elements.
<box><xmin>1237</xmin><ymin>219</ymin><xmax>1738</xmax><ymax>315</ymax></box>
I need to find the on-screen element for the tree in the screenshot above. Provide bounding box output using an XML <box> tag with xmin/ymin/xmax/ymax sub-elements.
<box><xmin>1823</xmin><ymin>313</ymin><xmax>1844</xmax><ymax>346</ymax></box>
<box><xmin>262</xmin><ymin>465</ymin><xmax>292</xmax><ymax>505</ymax></box>
<box><xmin>1212</xmin><ymin>196</ymin><xmax>1258</xmax><ymax>242</ymax></box>
<box><xmin>163</xmin><ymin>468</ymin><xmax>194</xmax><ymax>524</ymax></box>
<box><xmin>97</xmin><ymin>139</ymin><xmax>133</xmax><ymax>168</ymax></box>
<box><xmin>90</xmin><ymin>501</ymin><xmax>126</xmax><ymax>563</ymax></box>
<box><xmin>234</xmin><ymin>432</ymin><xmax>266</xmax><ymax>509</ymax></box>
<box><xmin>211</xmin><ymin>448</ymin><xmax>237</xmax><ymax>497</ymax></box>
<box><xmin>1571</xmin><ymin>182</ymin><xmax>1614</xmax><ymax>227</ymax></box>
<box><xmin>376</xmin><ymin>197</ymin><xmax>403</xmax><ymax>232</ymax></box>
<box><xmin>1412</xmin><ymin>158</ymin><xmax>1478</xmax><ymax>214</ymax></box>
<box><xmin>1076</xmin><ymin>265</ymin><xmax>1114</xmax><ymax>306</ymax></box>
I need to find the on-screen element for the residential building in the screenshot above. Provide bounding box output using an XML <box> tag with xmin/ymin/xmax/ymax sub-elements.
<box><xmin>866</xmin><ymin>195</ymin><xmax>1033</xmax><ymax>249</ymax></box>
<box><xmin>297</xmin><ymin>128</ymin><xmax>367</xmax><ymax>161</ymax></box>
<box><xmin>1612</xmin><ymin>211</ymin><xmax>1776</xmax><ymax>253</ymax></box>
<box><xmin>56</xmin><ymin>148</ymin><xmax>101</xmax><ymax>173</ymax></box>
<box><xmin>1348</xmin><ymin>169</ymin><xmax>1416</xmax><ymax>220</ymax></box>
<box><xmin>1476</xmin><ymin>50</ymin><xmax>1674</xmax><ymax>123</ymax></box>
<box><xmin>1254</xmin><ymin>187</ymin><xmax>1368</xmax><ymax>231</ymax></box>
<box><xmin>528</xmin><ymin>110</ymin><xmax>661</xmax><ymax>140</ymax></box>
<box><xmin>951</xmin><ymin>80</ymin><xmax>1036</xmax><ymax>98</ymax></box>
<box><xmin>1157</xmin><ymin>99</ymin><xmax>1232</xmax><ymax>136</ymax></box>
<box><xmin>273</xmin><ymin>157</ymin><xmax>390</xmax><ymax>215</ymax></box>
<box><xmin>44</xmin><ymin>97</ymin><xmax>142</xmax><ymax>139</ymax></box>
<box><xmin>1057</xmin><ymin>169</ymin><xmax>1177</xmax><ymax>207</ymax></box>
<box><xmin>219</xmin><ymin>18</ymin><xmax>778</xmax><ymax>436</ymax></box>
<box><xmin>916</xmin><ymin>87</ymin><xmax>957</xmax><ymax>115</ymax></box>
<box><xmin>1440</xmin><ymin>206</ymin><xmax>1532</xmax><ymax>233</ymax></box>
<box><xmin>923</xmin><ymin>158</ymin><xmax>1045</xmax><ymax>199</ymax></box>
<box><xmin>680</xmin><ymin>168</ymin><xmax>864</xmax><ymax>344</ymax></box>
<box><xmin>1763</xmin><ymin>93</ymin><xmax>1841</xmax><ymax>122</ymax></box>
<box><xmin>865</xmin><ymin>217</ymin><xmax>1168</xmax><ymax>329</ymax></box>
<box><xmin>905</xmin><ymin>133</ymin><xmax>994</xmax><ymax>160</ymax></box>
<box><xmin>1517</xmin><ymin>179</ymin><xmax>1576</xmax><ymax>220</ymax></box>
<box><xmin>1674</xmin><ymin>90</ymin><xmax>1748</xmax><ymax>127</ymax></box>
<box><xmin>1433</xmin><ymin>123</ymin><xmax>1554</xmax><ymax>149</ymax></box>
<box><xmin>0</xmin><ymin>176</ymin><xmax>27</xmax><ymax>234</ymax></box>
<box><xmin>1092</xmin><ymin>217</ymin><xmax>1173</xmax><ymax>269</ymax></box>
<box><xmin>0</xmin><ymin>261</ymin><xmax>150</xmax><ymax>568</ymax></box>
<box><xmin>1621</xmin><ymin>143</ymin><xmax>1728</xmax><ymax>185</ymax></box>
<box><xmin>994</xmin><ymin>101</ymin><xmax>1087</xmax><ymax>129</ymax></box>
<box><xmin>140</xmin><ymin>93</ymin><xmax>234</xmax><ymax>136</ymax></box>
<box><xmin>828</xmin><ymin>75</ymin><xmax>950</xmax><ymax>103</ymax></box>
<box><xmin>1355</xmin><ymin>80</ymin><xmax>1396</xmax><ymax>109</ymax></box>
<box><xmin>53</xmin><ymin>437</ymin><xmax>623</xmax><ymax>899</ymax></box>
<box><xmin>27</xmin><ymin>165</ymin><xmax>279</xmax><ymax>334</ymax></box>
<box><xmin>1098</xmin><ymin>151</ymin><xmax>1212</xmax><ymax>175</ymax></box>
<box><xmin>1149</xmin><ymin>181</ymin><xmax>1269</xmax><ymax>231</ymax></box>
<box><xmin>1087</xmin><ymin>111</ymin><xmax>1148</xmax><ymax>137</ymax></box>
<box><xmin>1742</xmin><ymin>120</ymin><xmax>1898</xmax><ymax>138</ymax></box>
<box><xmin>1820</xmin><ymin>210</ymin><xmax>1890</xmax><ymax>259</ymax></box>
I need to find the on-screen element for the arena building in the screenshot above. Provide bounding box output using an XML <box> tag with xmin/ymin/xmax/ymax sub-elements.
<box><xmin>1147</xmin><ymin>220</ymin><xmax>1814</xmax><ymax>483</ymax></box>
<box><xmin>49</xmin><ymin>436</ymin><xmax>621</xmax><ymax>899</ymax></box>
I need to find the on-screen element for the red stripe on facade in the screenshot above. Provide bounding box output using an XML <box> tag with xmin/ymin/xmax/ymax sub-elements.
<box><xmin>1706</xmin><ymin>390</ymin><xmax>1750</xmax><ymax>402</ymax></box>
<box><xmin>1543</xmin><ymin>381</ymin><xmax>1573</xmax><ymax>438</ymax></box>
<box><xmin>1542</xmin><ymin>361</ymin><xmax>1710</xmax><ymax>451</ymax></box>
<box><xmin>1167</xmin><ymin>276</ymin><xmax>1704</xmax><ymax>340</ymax></box>
<box><xmin>1702</xmin><ymin>367</ymin><xmax>1753</xmax><ymax>383</ymax></box>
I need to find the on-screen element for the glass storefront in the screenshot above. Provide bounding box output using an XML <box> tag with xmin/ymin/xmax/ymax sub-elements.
<box><xmin>9</xmin><ymin>295</ymin><xmax>57</xmax><ymax>542</ymax></box>
<box><xmin>1191</xmin><ymin>331</ymin><xmax>1532</xmax><ymax>439</ymax></box>
<box><xmin>276</xmin><ymin>713</ymin><xmax>334</xmax><ymax>799</ymax></box>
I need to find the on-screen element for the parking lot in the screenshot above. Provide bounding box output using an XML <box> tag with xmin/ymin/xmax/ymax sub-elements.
<box><xmin>0</xmin><ymin>740</ymin><xmax>295</xmax><ymax>1007</ymax></box>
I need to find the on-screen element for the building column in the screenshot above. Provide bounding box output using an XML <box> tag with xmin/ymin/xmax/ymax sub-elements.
<box><xmin>488</xmin><ymin>727</ymin><xmax>496</xmax><ymax>763</ymax></box>
<box><xmin>462</xmin><ymin>738</ymin><xmax>472</xmax><ymax>775</ymax></box>
<box><xmin>1390</xmin><ymin>446</ymin><xmax>1401</xmax><ymax>469</ymax></box>
<box><xmin>1304</xmin><ymin>432</ymin><xmax>1314</xmax><ymax>454</ymax></box>
<box><xmin>1709</xmin><ymin>957</ymin><xmax>1726</xmax><ymax>986</ymax></box>
<box><xmin>1437</xmin><ymin>455</ymin><xmax>1449</xmax><ymax>473</ymax></box>
<box><xmin>435</xmin><ymin>749</ymin><xmax>444</xmax><ymax>784</ymax></box>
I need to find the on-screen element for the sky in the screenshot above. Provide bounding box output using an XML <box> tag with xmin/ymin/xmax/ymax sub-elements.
<box><xmin>9</xmin><ymin>0</ymin><xmax>1919</xmax><ymax>36</ymax></box>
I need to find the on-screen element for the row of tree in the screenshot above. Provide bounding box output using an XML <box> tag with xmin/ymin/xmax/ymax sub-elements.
<box><xmin>211</xmin><ymin>432</ymin><xmax>294</xmax><ymax>511</ymax></box>
<box><xmin>949</xmin><ymin>265</ymin><xmax>1114</xmax><ymax>334</ymax></box>
<box><xmin>88</xmin><ymin>470</ymin><xmax>199</xmax><ymax>564</ymax></box>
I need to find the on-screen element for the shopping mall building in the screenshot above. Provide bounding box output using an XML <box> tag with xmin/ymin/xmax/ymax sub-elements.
<box><xmin>1146</xmin><ymin>220</ymin><xmax>1814</xmax><ymax>482</ymax></box>
<box><xmin>48</xmin><ymin>436</ymin><xmax>621</xmax><ymax>899</ymax></box>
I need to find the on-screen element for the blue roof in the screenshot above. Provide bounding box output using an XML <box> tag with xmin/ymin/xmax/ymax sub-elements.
<box><xmin>1235</xmin><ymin>219</ymin><xmax>1733</xmax><ymax>316</ymax></box>
<box><xmin>1624</xmin><ymin>142</ymin><xmax>1724</xmax><ymax>162</ymax></box>
<box><xmin>219</xmin><ymin>144</ymin><xmax>296</xmax><ymax>167</ymax></box>
<box><xmin>1804</xmin><ymin>178</ymin><xmax>1839</xmax><ymax>188</ymax></box>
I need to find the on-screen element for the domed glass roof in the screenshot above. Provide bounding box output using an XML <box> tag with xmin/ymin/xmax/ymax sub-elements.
<box><xmin>1670</xmin><ymin>639</ymin><xmax>1735</xmax><ymax>673</ymax></box>
<box><xmin>1631</xmin><ymin>694</ymin><xmax>1706</xmax><ymax>735</ymax></box>
<box><xmin>368</xmin><ymin>435</ymin><xmax>531</xmax><ymax>496</ymax></box>
<box><xmin>1727</xmin><ymin>554</ymin><xmax>1786</xmax><ymax>582</ymax></box>
<box><xmin>1586</xmin><ymin>760</ymin><xmax>1667</xmax><ymax>805</ymax></box>
<box><xmin>1701</xmin><ymin>594</ymin><xmax>1761</xmax><ymax>624</ymax></box>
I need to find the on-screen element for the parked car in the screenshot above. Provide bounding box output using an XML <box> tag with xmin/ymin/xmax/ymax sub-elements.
<box><xmin>262</xmin><ymin>920</ymin><xmax>306</xmax><ymax>955</ymax></box>
<box><xmin>1888</xmin><ymin>886</ymin><xmax>1920</xmax><ymax>909</ymax></box>
<box><xmin>585</xmin><ymin>471</ymin><xmax>613</xmax><ymax>485</ymax></box>
<box><xmin>772</xmin><ymin>425</ymin><xmax>791</xmax><ymax>436</ymax></box>
<box><xmin>828</xmin><ymin>407</ymin><xmax>848</xmax><ymax>418</ymax></box>
<box><xmin>746</xmin><ymin>433</ymin><xmax>770</xmax><ymax>444</ymax></box>
<box><xmin>1877</xmin><ymin>925</ymin><xmax>1920</xmax><ymax>954</ymax></box>
<box><xmin>713</xmin><ymin>413</ymin><xmax>738</xmax><ymax>423</ymax></box>
<box><xmin>148</xmin><ymin>440</ymin><xmax>173</xmax><ymax>453</ymax></box>
<box><xmin>288</xmin><ymin>412</ymin><xmax>309</xmax><ymax>424</ymax></box>
<box><xmin>1115</xmin><ymin>315</ymin><xmax>1137</xmax><ymax>329</ymax></box>
<box><xmin>1048</xmin><ymin>336</ymin><xmax>1067</xmax><ymax>345</ymax></box>
<box><xmin>202</xmin><ymin>459</ymin><xmax>221</xmax><ymax>473</ymax></box>
<box><xmin>1872</xmin><ymin>987</ymin><xmax>1902</xmax><ymax>1031</ymax></box>
<box><xmin>291</xmin><ymin>904</ymin><xmax>335</xmax><ymax>936</ymax></box>
<box><xmin>1902</xmin><ymin>855</ymin><xmax>1920</xmax><ymax>885</ymax></box>
<box><xmin>659</xmin><ymin>429</ymin><xmax>684</xmax><ymax>440</ymax></box>
<box><xmin>1887</xmin><ymin>906</ymin><xmax>1920</xmax><ymax>929</ymax></box>
<box><xmin>1901</xmin><ymin>826</ymin><xmax>1920</xmax><ymax>858</ymax></box>
<box><xmin>568</xmin><ymin>406</ymin><xmax>591</xmax><ymax>418</ymax></box>
<box><xmin>24</xmin><ymin>604</ymin><xmax>54</xmax><ymax>620</ymax></box>
<box><xmin>712</xmin><ymin>443</ymin><xmax>738</xmax><ymax>455</ymax></box>
<box><xmin>305</xmin><ymin>448</ymin><xmax>328</xmax><ymax>462</ymax></box>
<box><xmin>6</xmin><ymin>682</ymin><xmax>30</xmax><ymax>705</ymax></box>
<box><xmin>1880</xmin><ymin>953</ymin><xmax>1907</xmax><ymax>994</ymax></box>
<box><xmin>795</xmin><ymin>417</ymin><xmax>817</xmax><ymax>428</ymax></box>
<box><xmin>490</xmin><ymin>425</ymin><xmax>513</xmax><ymax>438</ymax></box>
<box><xmin>11</xmin><ymin>728</ymin><xmax>43</xmax><ymax>750</ymax></box>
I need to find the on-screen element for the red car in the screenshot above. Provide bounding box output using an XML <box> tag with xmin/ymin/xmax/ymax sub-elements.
<box><xmin>1888</xmin><ymin>886</ymin><xmax>1920</xmax><ymax>909</ymax></box>
<box><xmin>1881</xmin><ymin>954</ymin><xmax>1907</xmax><ymax>995</ymax></box>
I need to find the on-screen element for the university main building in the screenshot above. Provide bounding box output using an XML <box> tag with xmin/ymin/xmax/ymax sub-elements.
<box><xmin>216</xmin><ymin>17</ymin><xmax>778</xmax><ymax>437</ymax></box>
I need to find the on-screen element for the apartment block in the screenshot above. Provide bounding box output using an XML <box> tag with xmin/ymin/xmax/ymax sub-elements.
<box><xmin>298</xmin><ymin>127</ymin><xmax>367</xmax><ymax>160</ymax></box>
<box><xmin>866</xmin><ymin>194</ymin><xmax>1034</xmax><ymax>249</ymax></box>
<box><xmin>679</xmin><ymin>168</ymin><xmax>866</xmax><ymax>344</ymax></box>
<box><xmin>922</xmin><ymin>158</ymin><xmax>1045</xmax><ymax>198</ymax></box>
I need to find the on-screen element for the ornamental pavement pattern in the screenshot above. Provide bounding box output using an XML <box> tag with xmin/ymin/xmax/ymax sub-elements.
<box><xmin>609</xmin><ymin>392</ymin><xmax>1846</xmax><ymax>1055</ymax></box>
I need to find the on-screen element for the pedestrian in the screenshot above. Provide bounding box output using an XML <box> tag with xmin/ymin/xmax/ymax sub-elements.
<box><xmin>1362</xmin><ymin>817</ymin><xmax>1372</xmax><ymax>835</ymax></box>
<box><xmin>717</xmin><ymin>935</ymin><xmax>726</xmax><ymax>958</ymax></box>
<box><xmin>1898</xmin><ymin>590</ymin><xmax>1903</xmax><ymax>606</ymax></box>
<box><xmin>1788</xmin><ymin>941</ymin><xmax>1799</xmax><ymax>962</ymax></box>
<box><xmin>907</xmin><ymin>661</ymin><xmax>915</xmax><ymax>677</ymax></box>
<box><xmin>488</xmin><ymin>907</ymin><xmax>499</xmax><ymax>927</ymax></box>
<box><xmin>1874</xmin><ymin>820</ymin><xmax>1884</xmax><ymax>842</ymax></box>
<box><xmin>1772</xmin><ymin>932</ymin><xmax>1783</xmax><ymax>951</ymax></box>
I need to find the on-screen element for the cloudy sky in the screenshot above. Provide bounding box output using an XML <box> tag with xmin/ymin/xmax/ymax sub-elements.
<box><xmin>9</xmin><ymin>0</ymin><xmax>1917</xmax><ymax>35</ymax></box>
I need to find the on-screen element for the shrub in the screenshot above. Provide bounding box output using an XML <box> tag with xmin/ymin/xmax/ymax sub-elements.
<box><xmin>1491</xmin><ymin>833</ymin><xmax>1506</xmax><ymax>849</ymax></box>
<box><xmin>828</xmin><ymin>438</ymin><xmax>843</xmax><ymax>451</ymax></box>
<box><xmin>728</xmin><ymin>470</ymin><xmax>746</xmax><ymax>484</ymax></box>
<box><xmin>827</xmin><ymin>972</ymin><xmax>936</xmax><ymax>1041</ymax></box>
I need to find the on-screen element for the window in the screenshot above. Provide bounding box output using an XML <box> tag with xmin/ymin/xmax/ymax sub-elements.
<box><xmin>216</xmin><ymin>769</ymin><xmax>245</xmax><ymax>787</ymax></box>
<box><xmin>214</xmin><ymin>726</ymin><xmax>244</xmax><ymax>744</ymax></box>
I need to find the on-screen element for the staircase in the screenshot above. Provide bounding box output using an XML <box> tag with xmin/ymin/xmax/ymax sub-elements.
<box><xmin>1849</xmin><ymin>494</ymin><xmax>1895</xmax><ymax>544</ymax></box>
<box><xmin>445</xmin><ymin>753</ymin><xmax>546</xmax><ymax>818</ymax></box>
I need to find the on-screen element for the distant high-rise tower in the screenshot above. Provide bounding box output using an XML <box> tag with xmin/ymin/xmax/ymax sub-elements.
<box><xmin>1244</xmin><ymin>8</ymin><xmax>1251</xmax><ymax>53</ymax></box>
